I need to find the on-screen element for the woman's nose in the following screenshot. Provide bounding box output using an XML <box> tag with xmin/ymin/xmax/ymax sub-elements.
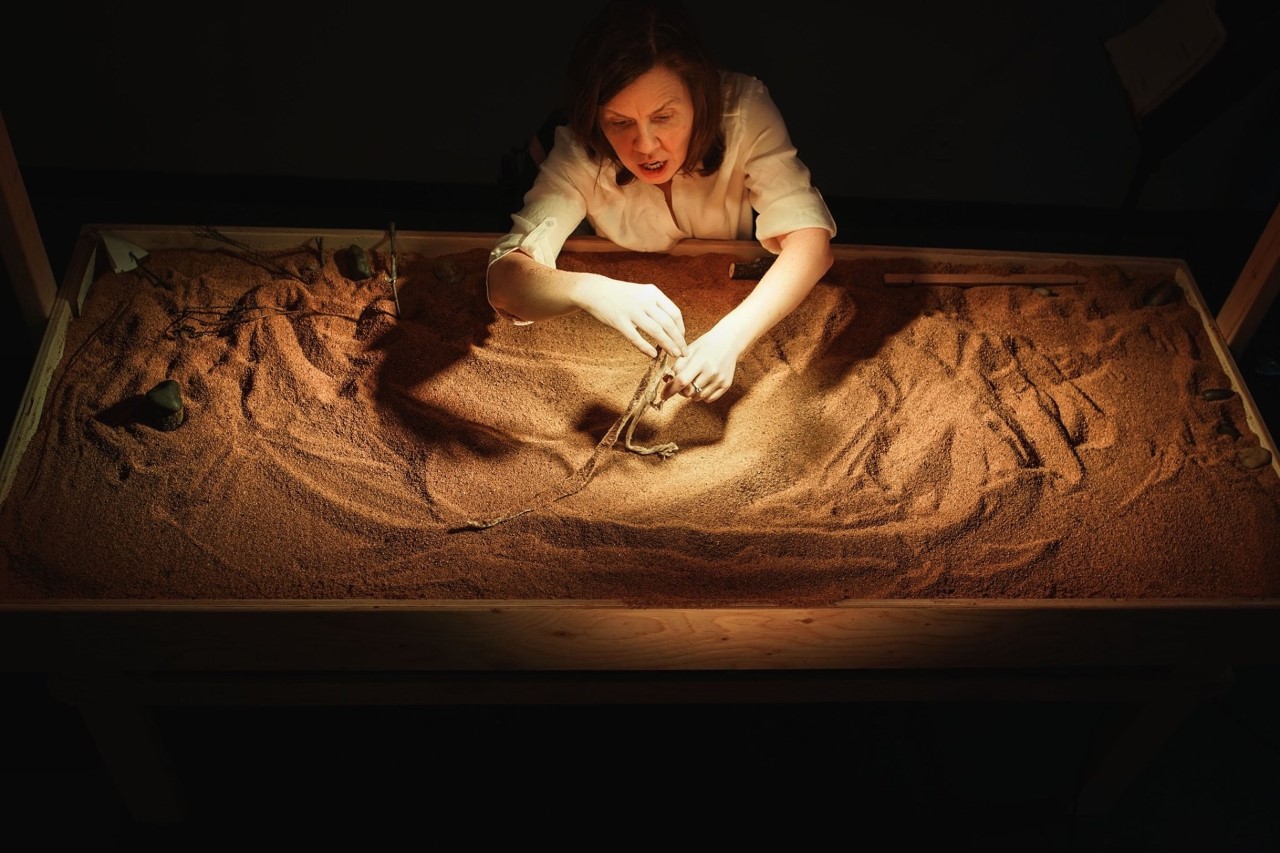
<box><xmin>634</xmin><ymin>122</ymin><xmax>659</xmax><ymax>152</ymax></box>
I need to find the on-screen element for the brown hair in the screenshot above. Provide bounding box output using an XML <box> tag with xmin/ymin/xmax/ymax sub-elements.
<box><xmin>565</xmin><ymin>0</ymin><xmax>725</xmax><ymax>185</ymax></box>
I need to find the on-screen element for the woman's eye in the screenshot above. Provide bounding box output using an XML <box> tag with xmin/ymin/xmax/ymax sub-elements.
<box><xmin>610</xmin><ymin>120</ymin><xmax>632</xmax><ymax>129</ymax></box>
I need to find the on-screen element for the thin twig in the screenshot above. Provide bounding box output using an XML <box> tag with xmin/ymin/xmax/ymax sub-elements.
<box><xmin>162</xmin><ymin>304</ymin><xmax>356</xmax><ymax>339</ymax></box>
<box><xmin>129</xmin><ymin>253</ymin><xmax>171</xmax><ymax>289</ymax></box>
<box><xmin>191</xmin><ymin>225</ymin><xmax>311</xmax><ymax>284</ymax></box>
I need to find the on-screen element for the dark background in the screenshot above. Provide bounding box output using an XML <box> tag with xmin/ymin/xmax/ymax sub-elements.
<box><xmin>2</xmin><ymin>1</ymin><xmax>1279</xmax><ymax>847</ymax></box>
<box><xmin>3</xmin><ymin>0</ymin><xmax>1279</xmax><ymax>433</ymax></box>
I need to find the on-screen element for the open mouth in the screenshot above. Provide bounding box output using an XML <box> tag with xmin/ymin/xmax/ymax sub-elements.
<box><xmin>639</xmin><ymin>160</ymin><xmax>665</xmax><ymax>173</ymax></box>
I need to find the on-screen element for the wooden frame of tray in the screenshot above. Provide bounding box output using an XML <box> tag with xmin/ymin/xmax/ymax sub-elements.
<box><xmin>0</xmin><ymin>223</ymin><xmax>1276</xmax><ymax>676</ymax></box>
<box><xmin>3</xmin><ymin>224</ymin><xmax>1278</xmax><ymax>823</ymax></box>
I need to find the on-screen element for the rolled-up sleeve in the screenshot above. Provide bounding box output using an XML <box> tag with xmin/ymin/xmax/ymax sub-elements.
<box><xmin>486</xmin><ymin>129</ymin><xmax>592</xmax><ymax>323</ymax></box>
<box><xmin>488</xmin><ymin>163</ymin><xmax>588</xmax><ymax>270</ymax></box>
<box><xmin>739</xmin><ymin>80</ymin><xmax>837</xmax><ymax>253</ymax></box>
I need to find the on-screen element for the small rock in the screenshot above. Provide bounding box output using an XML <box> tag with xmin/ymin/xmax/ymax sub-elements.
<box><xmin>145</xmin><ymin>379</ymin><xmax>186</xmax><ymax>431</ymax></box>
<box><xmin>433</xmin><ymin>257</ymin><xmax>465</xmax><ymax>285</ymax></box>
<box><xmin>1202</xmin><ymin>387</ymin><xmax>1235</xmax><ymax>401</ymax></box>
<box><xmin>1033</xmin><ymin>287</ymin><xmax>1056</xmax><ymax>297</ymax></box>
<box><xmin>1143</xmin><ymin>280</ymin><xmax>1182</xmax><ymax>306</ymax></box>
<box><xmin>345</xmin><ymin>244</ymin><xmax>374</xmax><ymax>280</ymax></box>
<box><xmin>1239</xmin><ymin>447</ymin><xmax>1272</xmax><ymax>470</ymax></box>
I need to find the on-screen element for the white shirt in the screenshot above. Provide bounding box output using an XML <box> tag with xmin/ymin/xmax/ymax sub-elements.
<box><xmin>488</xmin><ymin>72</ymin><xmax>837</xmax><ymax>321</ymax></box>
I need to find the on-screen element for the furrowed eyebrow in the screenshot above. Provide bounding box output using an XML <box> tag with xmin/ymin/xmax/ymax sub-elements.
<box><xmin>602</xmin><ymin>99</ymin><xmax>681</xmax><ymax>120</ymax></box>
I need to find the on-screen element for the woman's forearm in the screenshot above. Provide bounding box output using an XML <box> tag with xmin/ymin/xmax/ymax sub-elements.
<box><xmin>487</xmin><ymin>249</ymin><xmax>594</xmax><ymax>323</ymax></box>
<box><xmin>714</xmin><ymin>227</ymin><xmax>834</xmax><ymax>351</ymax></box>
<box><xmin>487</xmin><ymin>248</ymin><xmax>689</xmax><ymax>357</ymax></box>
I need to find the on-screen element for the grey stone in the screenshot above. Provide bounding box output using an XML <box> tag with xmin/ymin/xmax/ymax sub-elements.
<box><xmin>146</xmin><ymin>379</ymin><xmax>185</xmax><ymax>431</ymax></box>
<box><xmin>1143</xmin><ymin>280</ymin><xmax>1182</xmax><ymax>306</ymax></box>
<box><xmin>346</xmin><ymin>244</ymin><xmax>374</xmax><ymax>280</ymax></box>
<box><xmin>434</xmin><ymin>257</ymin><xmax>465</xmax><ymax>285</ymax></box>
<box><xmin>1239</xmin><ymin>447</ymin><xmax>1272</xmax><ymax>470</ymax></box>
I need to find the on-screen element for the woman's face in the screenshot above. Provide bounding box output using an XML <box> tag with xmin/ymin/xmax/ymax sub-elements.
<box><xmin>599</xmin><ymin>65</ymin><xmax>693</xmax><ymax>185</ymax></box>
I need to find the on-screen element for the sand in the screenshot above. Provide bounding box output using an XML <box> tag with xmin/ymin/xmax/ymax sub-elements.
<box><xmin>1</xmin><ymin>237</ymin><xmax>1278</xmax><ymax>607</ymax></box>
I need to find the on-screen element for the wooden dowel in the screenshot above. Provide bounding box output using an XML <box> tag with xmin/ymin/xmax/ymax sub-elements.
<box><xmin>884</xmin><ymin>273</ymin><xmax>1089</xmax><ymax>286</ymax></box>
<box><xmin>729</xmin><ymin>256</ymin><xmax>775</xmax><ymax>279</ymax></box>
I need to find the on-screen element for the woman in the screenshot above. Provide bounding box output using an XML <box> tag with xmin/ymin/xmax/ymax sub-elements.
<box><xmin>486</xmin><ymin>0</ymin><xmax>836</xmax><ymax>404</ymax></box>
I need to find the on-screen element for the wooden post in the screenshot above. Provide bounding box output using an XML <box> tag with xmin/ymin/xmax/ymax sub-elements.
<box><xmin>0</xmin><ymin>109</ymin><xmax>58</xmax><ymax>346</ymax></box>
<box><xmin>1217</xmin><ymin>200</ymin><xmax>1280</xmax><ymax>358</ymax></box>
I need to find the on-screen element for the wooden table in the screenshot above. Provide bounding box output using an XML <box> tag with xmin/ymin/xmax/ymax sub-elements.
<box><xmin>4</xmin><ymin>114</ymin><xmax>1279</xmax><ymax>826</ymax></box>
